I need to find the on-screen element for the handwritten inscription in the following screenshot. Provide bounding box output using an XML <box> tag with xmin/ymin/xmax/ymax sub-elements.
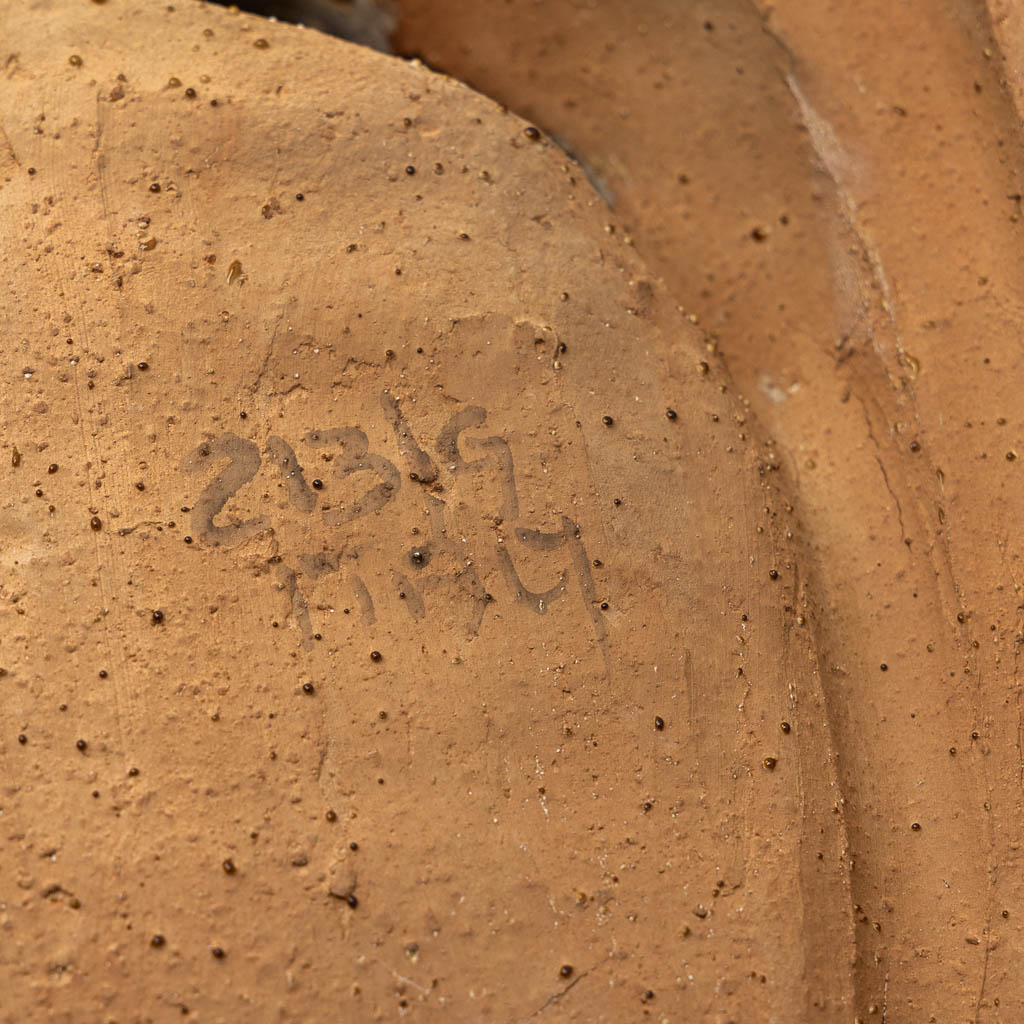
<box><xmin>183</xmin><ymin>395</ymin><xmax>606</xmax><ymax>647</ymax></box>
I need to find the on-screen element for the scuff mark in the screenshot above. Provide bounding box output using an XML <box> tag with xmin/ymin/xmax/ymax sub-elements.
<box><xmin>856</xmin><ymin>393</ymin><xmax>908</xmax><ymax>546</ymax></box>
<box><xmin>785</xmin><ymin>73</ymin><xmax>905</xmax><ymax>362</ymax></box>
<box><xmin>517</xmin><ymin>957</ymin><xmax>609</xmax><ymax>1022</ymax></box>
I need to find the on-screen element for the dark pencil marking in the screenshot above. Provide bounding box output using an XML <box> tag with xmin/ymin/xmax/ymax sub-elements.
<box><xmin>380</xmin><ymin>390</ymin><xmax>437</xmax><ymax>482</ymax></box>
<box><xmin>183</xmin><ymin>433</ymin><xmax>268</xmax><ymax>547</ymax></box>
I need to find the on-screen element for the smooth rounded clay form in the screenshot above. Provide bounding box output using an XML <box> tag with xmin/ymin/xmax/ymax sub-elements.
<box><xmin>0</xmin><ymin>3</ymin><xmax>850</xmax><ymax>1021</ymax></box>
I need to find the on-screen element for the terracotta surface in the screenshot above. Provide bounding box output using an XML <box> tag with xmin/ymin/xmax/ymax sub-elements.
<box><xmin>0</xmin><ymin>2</ymin><xmax>859</xmax><ymax>1021</ymax></box>
<box><xmin>390</xmin><ymin>2</ymin><xmax>1024</xmax><ymax>1020</ymax></box>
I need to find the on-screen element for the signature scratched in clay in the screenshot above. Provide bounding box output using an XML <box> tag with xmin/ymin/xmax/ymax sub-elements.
<box><xmin>183</xmin><ymin>395</ymin><xmax>607</xmax><ymax>648</ymax></box>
